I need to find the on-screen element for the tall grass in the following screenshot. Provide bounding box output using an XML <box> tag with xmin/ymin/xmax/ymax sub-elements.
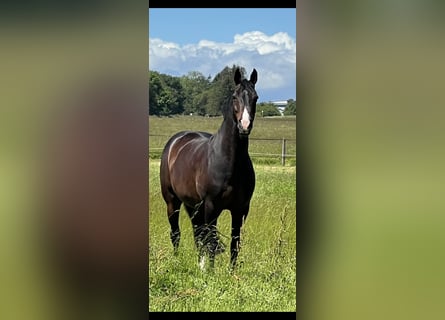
<box><xmin>148</xmin><ymin>160</ymin><xmax>296</xmax><ymax>312</ymax></box>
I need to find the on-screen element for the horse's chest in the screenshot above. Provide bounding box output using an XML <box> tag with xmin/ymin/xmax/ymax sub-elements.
<box><xmin>220</xmin><ymin>178</ymin><xmax>250</xmax><ymax>205</ymax></box>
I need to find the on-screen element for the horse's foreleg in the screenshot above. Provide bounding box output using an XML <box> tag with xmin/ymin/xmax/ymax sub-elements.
<box><xmin>230</xmin><ymin>213</ymin><xmax>247</xmax><ymax>269</ymax></box>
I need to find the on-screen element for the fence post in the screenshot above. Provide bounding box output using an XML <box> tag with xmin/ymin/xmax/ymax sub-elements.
<box><xmin>281</xmin><ymin>138</ymin><xmax>286</xmax><ymax>166</ymax></box>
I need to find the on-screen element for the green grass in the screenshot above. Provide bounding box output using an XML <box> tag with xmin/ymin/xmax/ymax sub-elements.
<box><xmin>148</xmin><ymin>160</ymin><xmax>296</xmax><ymax>312</ymax></box>
<box><xmin>149</xmin><ymin>115</ymin><xmax>296</xmax><ymax>166</ymax></box>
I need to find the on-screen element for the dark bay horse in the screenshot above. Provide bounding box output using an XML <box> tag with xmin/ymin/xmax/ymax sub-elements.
<box><xmin>160</xmin><ymin>68</ymin><xmax>258</xmax><ymax>270</ymax></box>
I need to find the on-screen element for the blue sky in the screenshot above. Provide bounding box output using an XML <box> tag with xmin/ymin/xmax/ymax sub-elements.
<box><xmin>149</xmin><ymin>8</ymin><xmax>296</xmax><ymax>102</ymax></box>
<box><xmin>149</xmin><ymin>9</ymin><xmax>296</xmax><ymax>45</ymax></box>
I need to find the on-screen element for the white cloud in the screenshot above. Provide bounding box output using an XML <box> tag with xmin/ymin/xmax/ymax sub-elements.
<box><xmin>149</xmin><ymin>31</ymin><xmax>296</xmax><ymax>101</ymax></box>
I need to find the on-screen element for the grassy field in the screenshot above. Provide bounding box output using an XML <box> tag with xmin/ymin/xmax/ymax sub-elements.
<box><xmin>149</xmin><ymin>160</ymin><xmax>296</xmax><ymax>311</ymax></box>
<box><xmin>149</xmin><ymin>115</ymin><xmax>296</xmax><ymax>166</ymax></box>
<box><xmin>148</xmin><ymin>114</ymin><xmax>296</xmax><ymax>311</ymax></box>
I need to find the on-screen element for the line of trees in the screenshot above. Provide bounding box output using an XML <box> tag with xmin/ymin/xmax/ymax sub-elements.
<box><xmin>149</xmin><ymin>65</ymin><xmax>296</xmax><ymax>117</ymax></box>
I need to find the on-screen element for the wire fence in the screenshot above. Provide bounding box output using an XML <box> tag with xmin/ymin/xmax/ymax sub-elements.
<box><xmin>149</xmin><ymin>135</ymin><xmax>296</xmax><ymax>166</ymax></box>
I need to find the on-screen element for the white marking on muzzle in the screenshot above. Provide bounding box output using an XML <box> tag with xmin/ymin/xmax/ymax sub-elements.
<box><xmin>241</xmin><ymin>107</ymin><xmax>250</xmax><ymax>130</ymax></box>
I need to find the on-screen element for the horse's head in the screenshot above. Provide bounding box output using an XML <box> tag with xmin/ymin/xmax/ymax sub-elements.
<box><xmin>232</xmin><ymin>68</ymin><xmax>258</xmax><ymax>137</ymax></box>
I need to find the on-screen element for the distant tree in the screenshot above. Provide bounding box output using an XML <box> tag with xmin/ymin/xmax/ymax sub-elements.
<box><xmin>162</xmin><ymin>74</ymin><xmax>184</xmax><ymax>115</ymax></box>
<box><xmin>149</xmin><ymin>65</ymin><xmax>251</xmax><ymax>116</ymax></box>
<box><xmin>148</xmin><ymin>71</ymin><xmax>184</xmax><ymax>116</ymax></box>
<box><xmin>194</xmin><ymin>91</ymin><xmax>209</xmax><ymax>116</ymax></box>
<box><xmin>149</xmin><ymin>71</ymin><xmax>162</xmax><ymax>115</ymax></box>
<box><xmin>257</xmin><ymin>102</ymin><xmax>281</xmax><ymax>117</ymax></box>
<box><xmin>180</xmin><ymin>71</ymin><xmax>210</xmax><ymax>115</ymax></box>
<box><xmin>283</xmin><ymin>99</ymin><xmax>296</xmax><ymax>116</ymax></box>
<box><xmin>203</xmin><ymin>65</ymin><xmax>246</xmax><ymax>116</ymax></box>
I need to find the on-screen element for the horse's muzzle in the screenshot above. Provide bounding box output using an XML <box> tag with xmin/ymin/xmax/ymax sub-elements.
<box><xmin>238</xmin><ymin>122</ymin><xmax>251</xmax><ymax>136</ymax></box>
<box><xmin>238</xmin><ymin>128</ymin><xmax>251</xmax><ymax>137</ymax></box>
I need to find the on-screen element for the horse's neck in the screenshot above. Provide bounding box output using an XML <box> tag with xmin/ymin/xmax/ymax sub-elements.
<box><xmin>211</xmin><ymin>117</ymin><xmax>248</xmax><ymax>167</ymax></box>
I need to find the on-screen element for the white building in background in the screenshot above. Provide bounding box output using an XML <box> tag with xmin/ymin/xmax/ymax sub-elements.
<box><xmin>271</xmin><ymin>100</ymin><xmax>288</xmax><ymax>116</ymax></box>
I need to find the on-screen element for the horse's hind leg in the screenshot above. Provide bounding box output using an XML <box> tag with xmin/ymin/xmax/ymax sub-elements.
<box><xmin>184</xmin><ymin>204</ymin><xmax>203</xmax><ymax>248</ymax></box>
<box><xmin>203</xmin><ymin>201</ymin><xmax>225</xmax><ymax>269</ymax></box>
<box><xmin>185</xmin><ymin>202</ymin><xmax>224</xmax><ymax>270</ymax></box>
<box><xmin>185</xmin><ymin>203</ymin><xmax>221</xmax><ymax>270</ymax></box>
<box><xmin>166</xmin><ymin>197</ymin><xmax>182</xmax><ymax>254</ymax></box>
<box><xmin>185</xmin><ymin>204</ymin><xmax>207</xmax><ymax>268</ymax></box>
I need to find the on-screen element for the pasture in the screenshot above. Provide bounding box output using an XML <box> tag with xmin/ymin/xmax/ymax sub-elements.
<box><xmin>148</xmin><ymin>115</ymin><xmax>296</xmax><ymax>312</ymax></box>
<box><xmin>149</xmin><ymin>115</ymin><xmax>296</xmax><ymax>166</ymax></box>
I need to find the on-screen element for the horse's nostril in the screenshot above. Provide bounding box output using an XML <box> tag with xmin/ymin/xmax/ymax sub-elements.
<box><xmin>238</xmin><ymin>123</ymin><xmax>249</xmax><ymax>132</ymax></box>
<box><xmin>239</xmin><ymin>121</ymin><xmax>249</xmax><ymax>129</ymax></box>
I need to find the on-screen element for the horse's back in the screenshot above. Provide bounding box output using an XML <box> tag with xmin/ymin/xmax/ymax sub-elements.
<box><xmin>161</xmin><ymin>130</ymin><xmax>211</xmax><ymax>166</ymax></box>
<box><xmin>162</xmin><ymin>131</ymin><xmax>210</xmax><ymax>152</ymax></box>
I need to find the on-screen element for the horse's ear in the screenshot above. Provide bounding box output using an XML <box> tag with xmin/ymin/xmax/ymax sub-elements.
<box><xmin>234</xmin><ymin>68</ymin><xmax>242</xmax><ymax>85</ymax></box>
<box><xmin>250</xmin><ymin>69</ymin><xmax>257</xmax><ymax>85</ymax></box>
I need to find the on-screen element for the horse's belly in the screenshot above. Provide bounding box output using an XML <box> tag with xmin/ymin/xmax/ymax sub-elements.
<box><xmin>170</xmin><ymin>170</ymin><xmax>201</xmax><ymax>204</ymax></box>
<box><xmin>167</xmin><ymin>135</ymin><xmax>208</xmax><ymax>205</ymax></box>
